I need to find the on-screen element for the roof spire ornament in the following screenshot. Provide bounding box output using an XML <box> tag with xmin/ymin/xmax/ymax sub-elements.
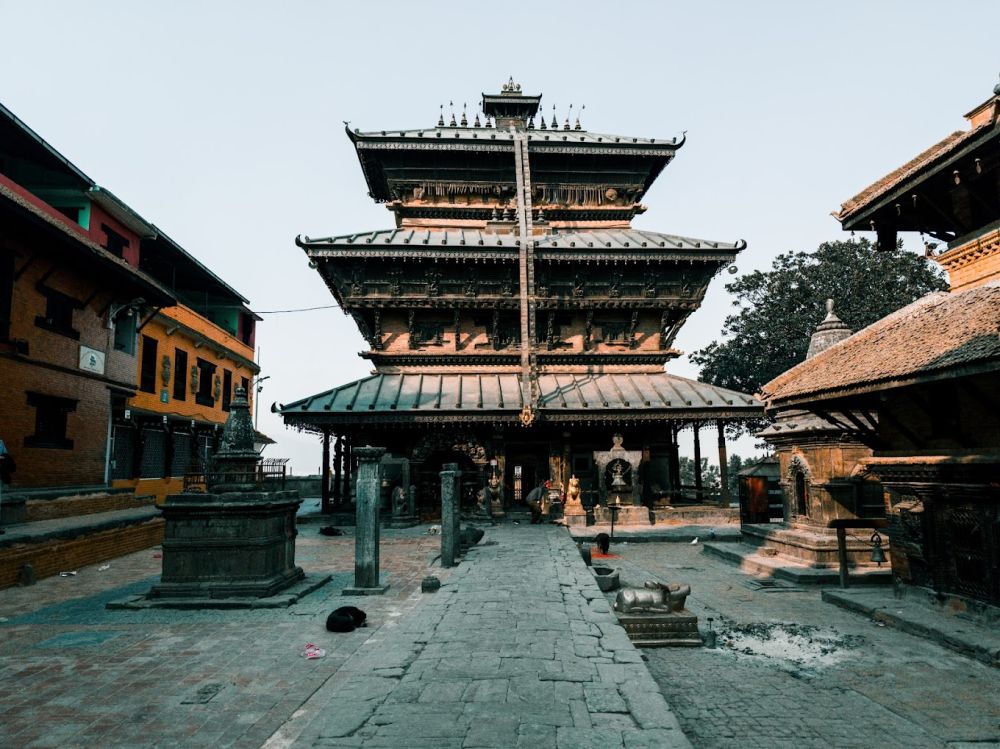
<box><xmin>539</xmin><ymin>112</ymin><xmax>547</xmax><ymax>130</ymax></box>
<box><xmin>485</xmin><ymin>114</ymin><xmax>493</xmax><ymax>129</ymax></box>
<box><xmin>551</xmin><ymin>104</ymin><xmax>558</xmax><ymax>130</ymax></box>
<box><xmin>449</xmin><ymin>101</ymin><xmax>457</xmax><ymax>127</ymax></box>
<box><xmin>806</xmin><ymin>299</ymin><xmax>853</xmax><ymax>359</ymax></box>
<box><xmin>438</xmin><ymin>105</ymin><xmax>444</xmax><ymax>127</ymax></box>
<box><xmin>460</xmin><ymin>103</ymin><xmax>468</xmax><ymax>127</ymax></box>
<box><xmin>575</xmin><ymin>104</ymin><xmax>584</xmax><ymax>130</ymax></box>
<box><xmin>564</xmin><ymin>104</ymin><xmax>572</xmax><ymax>131</ymax></box>
<box><xmin>474</xmin><ymin>110</ymin><xmax>481</xmax><ymax>128</ymax></box>
<box><xmin>527</xmin><ymin>114</ymin><xmax>535</xmax><ymax>130</ymax></box>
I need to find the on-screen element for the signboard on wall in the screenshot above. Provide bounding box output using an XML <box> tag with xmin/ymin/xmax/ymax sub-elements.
<box><xmin>79</xmin><ymin>345</ymin><xmax>106</xmax><ymax>375</ymax></box>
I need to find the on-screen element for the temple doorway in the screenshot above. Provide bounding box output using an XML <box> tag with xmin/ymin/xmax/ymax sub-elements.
<box><xmin>505</xmin><ymin>446</ymin><xmax>547</xmax><ymax>510</ymax></box>
<box><xmin>414</xmin><ymin>450</ymin><xmax>479</xmax><ymax>520</ymax></box>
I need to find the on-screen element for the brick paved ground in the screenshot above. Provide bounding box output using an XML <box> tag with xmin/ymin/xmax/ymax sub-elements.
<box><xmin>615</xmin><ymin>542</ymin><xmax>1000</xmax><ymax>749</ymax></box>
<box><xmin>0</xmin><ymin>526</ymin><xmax>448</xmax><ymax>748</ymax></box>
<box><xmin>3</xmin><ymin>524</ymin><xmax>998</xmax><ymax>748</ymax></box>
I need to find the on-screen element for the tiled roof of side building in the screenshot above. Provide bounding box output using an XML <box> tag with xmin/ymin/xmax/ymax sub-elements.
<box><xmin>835</xmin><ymin>125</ymin><xmax>991</xmax><ymax>223</ymax></box>
<box><xmin>297</xmin><ymin>228</ymin><xmax>745</xmax><ymax>256</ymax></box>
<box><xmin>760</xmin><ymin>282</ymin><xmax>1000</xmax><ymax>407</ymax></box>
<box><xmin>279</xmin><ymin>372</ymin><xmax>761</xmax><ymax>424</ymax></box>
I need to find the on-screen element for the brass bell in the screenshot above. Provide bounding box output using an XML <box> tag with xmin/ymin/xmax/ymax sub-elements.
<box><xmin>870</xmin><ymin>531</ymin><xmax>887</xmax><ymax>566</ymax></box>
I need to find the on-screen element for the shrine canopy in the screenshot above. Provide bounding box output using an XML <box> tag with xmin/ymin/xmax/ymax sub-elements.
<box><xmin>278</xmin><ymin>371</ymin><xmax>761</xmax><ymax>432</ymax></box>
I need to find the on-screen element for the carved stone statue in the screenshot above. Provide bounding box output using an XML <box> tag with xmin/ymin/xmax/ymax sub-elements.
<box><xmin>613</xmin><ymin>580</ymin><xmax>691</xmax><ymax>614</ymax></box>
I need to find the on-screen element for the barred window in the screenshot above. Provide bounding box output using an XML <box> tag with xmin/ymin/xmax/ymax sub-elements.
<box><xmin>139</xmin><ymin>428</ymin><xmax>166</xmax><ymax>478</ymax></box>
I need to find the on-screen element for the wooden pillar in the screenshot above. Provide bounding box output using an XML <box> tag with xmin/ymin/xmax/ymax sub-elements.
<box><xmin>668</xmin><ymin>424</ymin><xmax>681</xmax><ymax>501</ymax></box>
<box><xmin>321</xmin><ymin>427</ymin><xmax>331</xmax><ymax>514</ymax></box>
<box><xmin>692</xmin><ymin>422</ymin><xmax>703</xmax><ymax>503</ymax></box>
<box><xmin>333</xmin><ymin>435</ymin><xmax>343</xmax><ymax>506</ymax></box>
<box><xmin>346</xmin><ymin>446</ymin><xmax>388</xmax><ymax>594</ymax></box>
<box><xmin>717</xmin><ymin>420</ymin><xmax>732</xmax><ymax>507</ymax></box>
<box><xmin>343</xmin><ymin>436</ymin><xmax>353</xmax><ymax>504</ymax></box>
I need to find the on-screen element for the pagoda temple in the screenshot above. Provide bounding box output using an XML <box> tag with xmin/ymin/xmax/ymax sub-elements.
<box><xmin>280</xmin><ymin>79</ymin><xmax>762</xmax><ymax>520</ymax></box>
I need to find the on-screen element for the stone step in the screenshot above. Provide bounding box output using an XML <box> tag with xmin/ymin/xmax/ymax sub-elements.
<box><xmin>701</xmin><ymin>541</ymin><xmax>893</xmax><ymax>586</ymax></box>
<box><xmin>24</xmin><ymin>493</ymin><xmax>157</xmax><ymax>522</ymax></box>
<box><xmin>0</xmin><ymin>506</ymin><xmax>164</xmax><ymax>589</ymax></box>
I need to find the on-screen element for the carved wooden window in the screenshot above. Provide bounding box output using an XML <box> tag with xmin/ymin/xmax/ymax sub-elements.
<box><xmin>139</xmin><ymin>335</ymin><xmax>158</xmax><ymax>393</ymax></box>
<box><xmin>35</xmin><ymin>287</ymin><xmax>79</xmax><ymax>340</ymax></box>
<box><xmin>173</xmin><ymin>349</ymin><xmax>188</xmax><ymax>401</ymax></box>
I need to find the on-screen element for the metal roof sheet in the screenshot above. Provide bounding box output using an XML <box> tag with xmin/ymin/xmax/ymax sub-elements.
<box><xmin>298</xmin><ymin>228</ymin><xmax>745</xmax><ymax>255</ymax></box>
<box><xmin>280</xmin><ymin>372</ymin><xmax>761</xmax><ymax>419</ymax></box>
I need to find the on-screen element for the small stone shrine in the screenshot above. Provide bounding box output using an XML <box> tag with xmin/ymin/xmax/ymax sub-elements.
<box><xmin>612</xmin><ymin>581</ymin><xmax>701</xmax><ymax>647</ymax></box>
<box><xmin>593</xmin><ymin>435</ymin><xmax>646</xmax><ymax>524</ymax></box>
<box><xmin>112</xmin><ymin>387</ymin><xmax>326</xmax><ymax>609</ymax></box>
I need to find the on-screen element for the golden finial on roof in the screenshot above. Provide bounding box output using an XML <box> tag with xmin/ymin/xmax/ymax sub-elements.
<box><xmin>437</xmin><ymin>105</ymin><xmax>444</xmax><ymax>127</ymax></box>
<box><xmin>564</xmin><ymin>104</ymin><xmax>572</xmax><ymax>131</ymax></box>
<box><xmin>449</xmin><ymin>101</ymin><xmax>457</xmax><ymax>127</ymax></box>
<box><xmin>474</xmin><ymin>111</ymin><xmax>481</xmax><ymax>128</ymax></box>
<box><xmin>460</xmin><ymin>103</ymin><xmax>468</xmax><ymax>127</ymax></box>
<box><xmin>502</xmin><ymin>76</ymin><xmax>522</xmax><ymax>95</ymax></box>
<box><xmin>575</xmin><ymin>104</ymin><xmax>584</xmax><ymax>130</ymax></box>
<box><xmin>550</xmin><ymin>105</ymin><xmax>558</xmax><ymax>129</ymax></box>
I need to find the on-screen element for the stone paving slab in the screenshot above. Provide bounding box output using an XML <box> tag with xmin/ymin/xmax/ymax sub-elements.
<box><xmin>280</xmin><ymin>525</ymin><xmax>691</xmax><ymax>748</ymax></box>
<box><xmin>822</xmin><ymin>587</ymin><xmax>1000</xmax><ymax>668</ymax></box>
<box><xmin>613</xmin><ymin>544</ymin><xmax>1000</xmax><ymax>748</ymax></box>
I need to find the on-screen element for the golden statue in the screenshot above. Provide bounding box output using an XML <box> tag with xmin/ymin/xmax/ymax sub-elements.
<box><xmin>566</xmin><ymin>474</ymin><xmax>582</xmax><ymax>508</ymax></box>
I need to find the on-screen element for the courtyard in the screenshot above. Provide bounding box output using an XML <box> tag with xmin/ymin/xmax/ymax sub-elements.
<box><xmin>1</xmin><ymin>522</ymin><xmax>997</xmax><ymax>748</ymax></box>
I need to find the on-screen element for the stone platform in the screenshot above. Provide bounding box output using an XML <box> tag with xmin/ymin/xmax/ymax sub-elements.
<box><xmin>615</xmin><ymin>611</ymin><xmax>702</xmax><ymax>648</ymax></box>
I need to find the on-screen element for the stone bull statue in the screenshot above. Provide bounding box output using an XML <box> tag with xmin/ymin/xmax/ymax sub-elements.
<box><xmin>613</xmin><ymin>580</ymin><xmax>691</xmax><ymax>614</ymax></box>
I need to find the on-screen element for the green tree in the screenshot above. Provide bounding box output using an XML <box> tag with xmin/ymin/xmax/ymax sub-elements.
<box><xmin>691</xmin><ymin>238</ymin><xmax>947</xmax><ymax>395</ymax></box>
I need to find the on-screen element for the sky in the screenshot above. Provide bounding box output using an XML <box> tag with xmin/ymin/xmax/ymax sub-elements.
<box><xmin>2</xmin><ymin>1</ymin><xmax>998</xmax><ymax>474</ymax></box>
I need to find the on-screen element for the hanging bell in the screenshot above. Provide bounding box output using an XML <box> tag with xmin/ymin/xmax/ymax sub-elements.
<box><xmin>870</xmin><ymin>531</ymin><xmax>886</xmax><ymax>566</ymax></box>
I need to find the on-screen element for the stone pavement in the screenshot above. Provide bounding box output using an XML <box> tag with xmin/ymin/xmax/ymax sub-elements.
<box><xmin>0</xmin><ymin>525</ymin><xmax>448</xmax><ymax>748</ymax></box>
<box><xmin>275</xmin><ymin>525</ymin><xmax>690</xmax><ymax>748</ymax></box>
<box><xmin>613</xmin><ymin>542</ymin><xmax>1000</xmax><ymax>749</ymax></box>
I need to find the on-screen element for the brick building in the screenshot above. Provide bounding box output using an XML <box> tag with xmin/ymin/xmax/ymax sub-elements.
<box><xmin>0</xmin><ymin>101</ymin><xmax>258</xmax><ymax>502</ymax></box>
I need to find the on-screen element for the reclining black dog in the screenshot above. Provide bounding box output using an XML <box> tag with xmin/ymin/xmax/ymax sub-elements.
<box><xmin>325</xmin><ymin>605</ymin><xmax>367</xmax><ymax>632</ymax></box>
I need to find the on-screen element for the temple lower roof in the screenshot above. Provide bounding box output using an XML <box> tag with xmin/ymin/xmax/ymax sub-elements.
<box><xmin>297</xmin><ymin>228</ymin><xmax>744</xmax><ymax>259</ymax></box>
<box><xmin>278</xmin><ymin>371</ymin><xmax>762</xmax><ymax>429</ymax></box>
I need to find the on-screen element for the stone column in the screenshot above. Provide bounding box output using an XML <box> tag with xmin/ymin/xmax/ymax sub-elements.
<box><xmin>692</xmin><ymin>423</ymin><xmax>703</xmax><ymax>503</ymax></box>
<box><xmin>344</xmin><ymin>446</ymin><xmax>389</xmax><ymax>595</ymax></box>
<box><xmin>321</xmin><ymin>427</ymin><xmax>331</xmax><ymax>514</ymax></box>
<box><xmin>440</xmin><ymin>464</ymin><xmax>458</xmax><ymax>568</ymax></box>
<box><xmin>717</xmin><ymin>420</ymin><xmax>732</xmax><ymax>507</ymax></box>
<box><xmin>445</xmin><ymin>462</ymin><xmax>463</xmax><ymax>554</ymax></box>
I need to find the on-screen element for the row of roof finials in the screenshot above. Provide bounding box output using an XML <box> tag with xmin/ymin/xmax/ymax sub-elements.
<box><xmin>437</xmin><ymin>102</ymin><xmax>584</xmax><ymax>131</ymax></box>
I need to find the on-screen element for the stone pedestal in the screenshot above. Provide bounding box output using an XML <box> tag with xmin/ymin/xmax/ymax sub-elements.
<box><xmin>615</xmin><ymin>611</ymin><xmax>702</xmax><ymax>647</ymax></box>
<box><xmin>594</xmin><ymin>504</ymin><xmax>649</xmax><ymax>525</ymax></box>
<box><xmin>344</xmin><ymin>447</ymin><xmax>389</xmax><ymax>595</ymax></box>
<box><xmin>563</xmin><ymin>500</ymin><xmax>588</xmax><ymax>527</ymax></box>
<box><xmin>146</xmin><ymin>490</ymin><xmax>307</xmax><ymax>601</ymax></box>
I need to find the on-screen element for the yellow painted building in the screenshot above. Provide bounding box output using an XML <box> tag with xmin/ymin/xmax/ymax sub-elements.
<box><xmin>109</xmin><ymin>231</ymin><xmax>260</xmax><ymax>502</ymax></box>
